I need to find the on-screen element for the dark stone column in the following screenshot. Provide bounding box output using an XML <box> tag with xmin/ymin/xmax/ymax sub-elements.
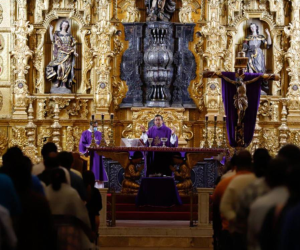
<box><xmin>172</xmin><ymin>24</ymin><xmax>196</xmax><ymax>108</ymax></box>
<box><xmin>120</xmin><ymin>23</ymin><xmax>144</xmax><ymax>108</ymax></box>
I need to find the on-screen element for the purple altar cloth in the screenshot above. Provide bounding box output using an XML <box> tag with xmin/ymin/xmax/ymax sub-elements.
<box><xmin>221</xmin><ymin>72</ymin><xmax>262</xmax><ymax>147</ymax></box>
<box><xmin>136</xmin><ymin>177</ymin><xmax>182</xmax><ymax>207</ymax></box>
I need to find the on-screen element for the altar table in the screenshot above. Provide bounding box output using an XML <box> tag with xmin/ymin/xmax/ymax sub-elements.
<box><xmin>136</xmin><ymin>177</ymin><xmax>182</xmax><ymax>207</ymax></box>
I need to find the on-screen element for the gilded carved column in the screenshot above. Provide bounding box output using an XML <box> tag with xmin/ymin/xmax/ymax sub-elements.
<box><xmin>33</xmin><ymin>29</ymin><xmax>46</xmax><ymax>93</ymax></box>
<box><xmin>201</xmin><ymin>13</ymin><xmax>226</xmax><ymax>116</ymax></box>
<box><xmin>24</xmin><ymin>97</ymin><xmax>38</xmax><ymax>163</ymax></box>
<box><xmin>91</xmin><ymin>0</ymin><xmax>117</xmax><ymax>116</ymax></box>
<box><xmin>11</xmin><ymin>0</ymin><xmax>33</xmax><ymax>119</ymax></box>
<box><xmin>278</xmin><ymin>98</ymin><xmax>289</xmax><ymax>148</ymax></box>
<box><xmin>284</xmin><ymin>15</ymin><xmax>300</xmax><ymax>121</ymax></box>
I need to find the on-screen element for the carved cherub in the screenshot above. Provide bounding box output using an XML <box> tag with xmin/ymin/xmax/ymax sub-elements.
<box><xmin>179</xmin><ymin>0</ymin><xmax>200</xmax><ymax>23</ymax></box>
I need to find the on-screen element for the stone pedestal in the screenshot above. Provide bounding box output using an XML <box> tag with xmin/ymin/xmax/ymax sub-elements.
<box><xmin>197</xmin><ymin>188</ymin><xmax>213</xmax><ymax>227</ymax></box>
<box><xmin>99</xmin><ymin>188</ymin><xmax>108</xmax><ymax>228</ymax></box>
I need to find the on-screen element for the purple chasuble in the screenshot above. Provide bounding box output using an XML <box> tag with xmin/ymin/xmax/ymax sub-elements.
<box><xmin>146</xmin><ymin>125</ymin><xmax>178</xmax><ymax>176</ymax></box>
<box><xmin>79</xmin><ymin>130</ymin><xmax>108</xmax><ymax>181</ymax></box>
<box><xmin>147</xmin><ymin>125</ymin><xmax>178</xmax><ymax>147</ymax></box>
<box><xmin>221</xmin><ymin>72</ymin><xmax>262</xmax><ymax>147</ymax></box>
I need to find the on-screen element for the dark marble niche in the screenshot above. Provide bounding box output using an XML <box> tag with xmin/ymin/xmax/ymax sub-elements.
<box><xmin>120</xmin><ymin>22</ymin><xmax>196</xmax><ymax>108</ymax></box>
<box><xmin>120</xmin><ymin>23</ymin><xmax>144</xmax><ymax>108</ymax></box>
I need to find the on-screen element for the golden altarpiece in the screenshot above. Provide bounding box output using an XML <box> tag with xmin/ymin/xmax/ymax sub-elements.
<box><xmin>0</xmin><ymin>0</ymin><xmax>299</xmax><ymax>163</ymax></box>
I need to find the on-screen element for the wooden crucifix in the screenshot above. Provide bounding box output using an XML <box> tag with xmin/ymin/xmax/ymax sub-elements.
<box><xmin>203</xmin><ymin>52</ymin><xmax>280</xmax><ymax>148</ymax></box>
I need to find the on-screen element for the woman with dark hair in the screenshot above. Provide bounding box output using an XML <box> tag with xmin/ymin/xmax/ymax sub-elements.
<box><xmin>46</xmin><ymin>19</ymin><xmax>78</xmax><ymax>94</ymax></box>
<box><xmin>243</xmin><ymin>22</ymin><xmax>272</xmax><ymax>94</ymax></box>
<box><xmin>46</xmin><ymin>168</ymin><xmax>92</xmax><ymax>249</ymax></box>
<box><xmin>82</xmin><ymin>171</ymin><xmax>102</xmax><ymax>232</ymax></box>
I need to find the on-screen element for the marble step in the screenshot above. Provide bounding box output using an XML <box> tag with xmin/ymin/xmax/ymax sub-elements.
<box><xmin>99</xmin><ymin>248</ymin><xmax>212</xmax><ymax>250</ymax></box>
<box><xmin>98</xmin><ymin>236</ymin><xmax>213</xmax><ymax>249</ymax></box>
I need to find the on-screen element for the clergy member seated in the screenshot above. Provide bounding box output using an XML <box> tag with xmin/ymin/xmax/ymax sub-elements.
<box><xmin>79</xmin><ymin>120</ymin><xmax>108</xmax><ymax>188</ymax></box>
<box><xmin>140</xmin><ymin>115</ymin><xmax>178</xmax><ymax>176</ymax></box>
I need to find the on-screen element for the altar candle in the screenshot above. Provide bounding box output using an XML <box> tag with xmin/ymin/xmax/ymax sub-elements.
<box><xmin>214</xmin><ymin>115</ymin><xmax>217</xmax><ymax>121</ymax></box>
<box><xmin>110</xmin><ymin>113</ymin><xmax>114</xmax><ymax>120</ymax></box>
<box><xmin>101</xmin><ymin>113</ymin><xmax>104</xmax><ymax>120</ymax></box>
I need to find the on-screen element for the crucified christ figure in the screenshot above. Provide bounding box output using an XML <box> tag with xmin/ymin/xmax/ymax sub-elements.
<box><xmin>216</xmin><ymin>72</ymin><xmax>263</xmax><ymax>126</ymax></box>
<box><xmin>204</xmin><ymin>71</ymin><xmax>279</xmax><ymax>127</ymax></box>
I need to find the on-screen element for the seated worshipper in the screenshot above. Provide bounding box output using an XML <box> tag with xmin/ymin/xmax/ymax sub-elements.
<box><xmin>46</xmin><ymin>168</ymin><xmax>93</xmax><ymax>250</ymax></box>
<box><xmin>57</xmin><ymin>151</ymin><xmax>87</xmax><ymax>201</ymax></box>
<box><xmin>82</xmin><ymin>171</ymin><xmax>102</xmax><ymax>232</ymax></box>
<box><xmin>79</xmin><ymin>120</ymin><xmax>108</xmax><ymax>185</ymax></box>
<box><xmin>122</xmin><ymin>151</ymin><xmax>144</xmax><ymax>193</ymax></box>
<box><xmin>140</xmin><ymin>115</ymin><xmax>178</xmax><ymax>176</ymax></box>
<box><xmin>32</xmin><ymin>142</ymin><xmax>57</xmax><ymax>176</ymax></box>
<box><xmin>169</xmin><ymin>153</ymin><xmax>192</xmax><ymax>192</ymax></box>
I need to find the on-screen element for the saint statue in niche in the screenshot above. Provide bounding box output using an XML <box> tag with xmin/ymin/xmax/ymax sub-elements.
<box><xmin>145</xmin><ymin>0</ymin><xmax>176</xmax><ymax>21</ymax></box>
<box><xmin>243</xmin><ymin>23</ymin><xmax>272</xmax><ymax>94</ymax></box>
<box><xmin>46</xmin><ymin>20</ymin><xmax>78</xmax><ymax>94</ymax></box>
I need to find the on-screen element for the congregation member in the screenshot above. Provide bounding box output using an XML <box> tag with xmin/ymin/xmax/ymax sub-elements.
<box><xmin>247</xmin><ymin>157</ymin><xmax>289</xmax><ymax>250</ymax></box>
<box><xmin>45</xmin><ymin>168</ymin><xmax>93</xmax><ymax>250</ymax></box>
<box><xmin>259</xmin><ymin>144</ymin><xmax>300</xmax><ymax>250</ymax></box>
<box><xmin>1</xmin><ymin>147</ymin><xmax>56</xmax><ymax>250</ymax></box>
<box><xmin>37</xmin><ymin>151</ymin><xmax>71</xmax><ymax>187</ymax></box>
<box><xmin>140</xmin><ymin>114</ymin><xmax>178</xmax><ymax>176</ymax></box>
<box><xmin>82</xmin><ymin>171</ymin><xmax>102</xmax><ymax>233</ymax></box>
<box><xmin>79</xmin><ymin>120</ymin><xmax>107</xmax><ymax>186</ymax></box>
<box><xmin>57</xmin><ymin>151</ymin><xmax>86</xmax><ymax>201</ymax></box>
<box><xmin>32</xmin><ymin>142</ymin><xmax>58</xmax><ymax>176</ymax></box>
<box><xmin>234</xmin><ymin>149</ymin><xmax>271</xmax><ymax>240</ymax></box>
<box><xmin>213</xmin><ymin>150</ymin><xmax>253</xmax><ymax>250</ymax></box>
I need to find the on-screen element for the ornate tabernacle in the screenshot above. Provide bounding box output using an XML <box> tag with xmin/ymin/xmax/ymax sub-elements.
<box><xmin>1</xmin><ymin>0</ymin><xmax>300</xmax><ymax>165</ymax></box>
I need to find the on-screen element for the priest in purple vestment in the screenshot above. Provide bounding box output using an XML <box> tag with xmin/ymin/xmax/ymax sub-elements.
<box><xmin>79</xmin><ymin>121</ymin><xmax>108</xmax><ymax>183</ymax></box>
<box><xmin>140</xmin><ymin>115</ymin><xmax>178</xmax><ymax>176</ymax></box>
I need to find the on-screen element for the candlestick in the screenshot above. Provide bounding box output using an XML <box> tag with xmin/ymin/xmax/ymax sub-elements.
<box><xmin>108</xmin><ymin>114</ymin><xmax>115</xmax><ymax>147</ymax></box>
<box><xmin>212</xmin><ymin>115</ymin><xmax>218</xmax><ymax>148</ymax></box>
<box><xmin>203</xmin><ymin>115</ymin><xmax>209</xmax><ymax>148</ymax></box>
<box><xmin>99</xmin><ymin>116</ymin><xmax>107</xmax><ymax>147</ymax></box>
<box><xmin>220</xmin><ymin>116</ymin><xmax>227</xmax><ymax>148</ymax></box>
<box><xmin>89</xmin><ymin>117</ymin><xmax>97</xmax><ymax>148</ymax></box>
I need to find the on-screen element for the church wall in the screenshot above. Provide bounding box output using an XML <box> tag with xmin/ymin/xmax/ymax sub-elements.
<box><xmin>0</xmin><ymin>0</ymin><xmax>299</xmax><ymax>163</ymax></box>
